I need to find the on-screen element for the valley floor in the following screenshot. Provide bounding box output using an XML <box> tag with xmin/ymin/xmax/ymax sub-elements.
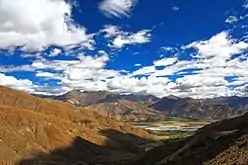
<box><xmin>132</xmin><ymin>118</ymin><xmax>214</xmax><ymax>140</ymax></box>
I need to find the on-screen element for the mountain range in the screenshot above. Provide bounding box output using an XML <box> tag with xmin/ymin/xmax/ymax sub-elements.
<box><xmin>38</xmin><ymin>91</ymin><xmax>248</xmax><ymax>121</ymax></box>
<box><xmin>36</xmin><ymin>90</ymin><xmax>164</xmax><ymax>122</ymax></box>
<box><xmin>151</xmin><ymin>96</ymin><xmax>248</xmax><ymax>119</ymax></box>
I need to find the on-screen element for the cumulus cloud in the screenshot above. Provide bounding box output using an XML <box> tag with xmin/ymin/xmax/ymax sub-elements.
<box><xmin>112</xmin><ymin>30</ymin><xmax>151</xmax><ymax>48</ymax></box>
<box><xmin>1</xmin><ymin>7</ymin><xmax>247</xmax><ymax>99</ymax></box>
<box><xmin>125</xmin><ymin>31</ymin><xmax>248</xmax><ymax>98</ymax></box>
<box><xmin>48</xmin><ymin>48</ymin><xmax>62</xmax><ymax>57</ymax></box>
<box><xmin>107</xmin><ymin>76</ymin><xmax>170</xmax><ymax>96</ymax></box>
<box><xmin>0</xmin><ymin>73</ymin><xmax>34</xmax><ymax>92</ymax></box>
<box><xmin>225</xmin><ymin>16</ymin><xmax>238</xmax><ymax>24</ymax></box>
<box><xmin>29</xmin><ymin>29</ymin><xmax>247</xmax><ymax>99</ymax></box>
<box><xmin>101</xmin><ymin>25</ymin><xmax>151</xmax><ymax>48</ymax></box>
<box><xmin>99</xmin><ymin>0</ymin><xmax>137</xmax><ymax>18</ymax></box>
<box><xmin>0</xmin><ymin>0</ymin><xmax>94</xmax><ymax>52</ymax></box>
<box><xmin>184</xmin><ymin>31</ymin><xmax>248</xmax><ymax>59</ymax></box>
<box><xmin>28</xmin><ymin>53</ymin><xmax>119</xmax><ymax>90</ymax></box>
<box><xmin>176</xmin><ymin>75</ymin><xmax>229</xmax><ymax>89</ymax></box>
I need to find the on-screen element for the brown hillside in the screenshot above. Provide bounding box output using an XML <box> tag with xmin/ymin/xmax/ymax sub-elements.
<box><xmin>0</xmin><ymin>86</ymin><xmax>148</xmax><ymax>164</ymax></box>
<box><xmin>40</xmin><ymin>90</ymin><xmax>163</xmax><ymax>122</ymax></box>
<box><xmin>86</xmin><ymin>99</ymin><xmax>164</xmax><ymax>122</ymax></box>
<box><xmin>0</xmin><ymin>86</ymin><xmax>147</xmax><ymax>134</ymax></box>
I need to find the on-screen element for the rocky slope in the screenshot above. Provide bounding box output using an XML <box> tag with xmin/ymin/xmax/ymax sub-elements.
<box><xmin>86</xmin><ymin>99</ymin><xmax>164</xmax><ymax>122</ymax></box>
<box><xmin>0</xmin><ymin>86</ymin><xmax>149</xmax><ymax>165</ymax></box>
<box><xmin>40</xmin><ymin>90</ymin><xmax>164</xmax><ymax>122</ymax></box>
<box><xmin>135</xmin><ymin>112</ymin><xmax>248</xmax><ymax>165</ymax></box>
<box><xmin>151</xmin><ymin>96</ymin><xmax>248</xmax><ymax>119</ymax></box>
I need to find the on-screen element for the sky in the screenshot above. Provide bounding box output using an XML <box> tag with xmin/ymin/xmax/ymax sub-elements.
<box><xmin>0</xmin><ymin>0</ymin><xmax>248</xmax><ymax>98</ymax></box>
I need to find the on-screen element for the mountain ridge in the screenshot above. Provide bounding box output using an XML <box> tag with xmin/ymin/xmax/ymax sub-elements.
<box><xmin>38</xmin><ymin>90</ymin><xmax>248</xmax><ymax>120</ymax></box>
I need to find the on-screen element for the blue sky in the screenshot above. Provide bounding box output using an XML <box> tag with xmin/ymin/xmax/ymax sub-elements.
<box><xmin>0</xmin><ymin>0</ymin><xmax>248</xmax><ymax>98</ymax></box>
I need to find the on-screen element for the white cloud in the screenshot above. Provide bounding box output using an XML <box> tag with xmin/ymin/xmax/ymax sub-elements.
<box><xmin>176</xmin><ymin>74</ymin><xmax>228</xmax><ymax>88</ymax></box>
<box><xmin>29</xmin><ymin>53</ymin><xmax>120</xmax><ymax>90</ymax></box>
<box><xmin>102</xmin><ymin>25</ymin><xmax>151</xmax><ymax>48</ymax></box>
<box><xmin>99</xmin><ymin>0</ymin><xmax>137</xmax><ymax>18</ymax></box>
<box><xmin>0</xmin><ymin>0</ymin><xmax>94</xmax><ymax>52</ymax></box>
<box><xmin>154</xmin><ymin>58</ymin><xmax>177</xmax><ymax>66</ymax></box>
<box><xmin>64</xmin><ymin>68</ymin><xmax>119</xmax><ymax>81</ymax></box>
<box><xmin>107</xmin><ymin>76</ymin><xmax>170</xmax><ymax>96</ymax></box>
<box><xmin>134</xmin><ymin>63</ymin><xmax>141</xmax><ymax>67</ymax></box>
<box><xmin>172</xmin><ymin>6</ymin><xmax>180</xmax><ymax>11</ymax></box>
<box><xmin>0</xmin><ymin>73</ymin><xmax>34</xmax><ymax>92</ymax></box>
<box><xmin>123</xmin><ymin>31</ymin><xmax>248</xmax><ymax>98</ymax></box>
<box><xmin>49</xmin><ymin>48</ymin><xmax>62</xmax><ymax>57</ymax></box>
<box><xmin>184</xmin><ymin>31</ymin><xmax>248</xmax><ymax>59</ymax></box>
<box><xmin>113</xmin><ymin>30</ymin><xmax>151</xmax><ymax>48</ymax></box>
<box><xmin>161</xmin><ymin>46</ymin><xmax>174</xmax><ymax>52</ymax></box>
<box><xmin>171</xmin><ymin>85</ymin><xmax>235</xmax><ymax>99</ymax></box>
<box><xmin>33</xmin><ymin>85</ymin><xmax>72</xmax><ymax>96</ymax></box>
<box><xmin>243</xmin><ymin>0</ymin><xmax>248</xmax><ymax>9</ymax></box>
<box><xmin>0</xmin><ymin>65</ymin><xmax>35</xmax><ymax>72</ymax></box>
<box><xmin>101</xmin><ymin>25</ymin><xmax>121</xmax><ymax>37</ymax></box>
<box><xmin>1</xmin><ymin>27</ymin><xmax>248</xmax><ymax>99</ymax></box>
<box><xmin>36</xmin><ymin>72</ymin><xmax>62</xmax><ymax>80</ymax></box>
<box><xmin>62</xmin><ymin>79</ymin><xmax>108</xmax><ymax>92</ymax></box>
<box><xmin>31</xmin><ymin>53</ymin><xmax>109</xmax><ymax>71</ymax></box>
<box><xmin>225</xmin><ymin>16</ymin><xmax>238</xmax><ymax>24</ymax></box>
<box><xmin>132</xmin><ymin>66</ymin><xmax>156</xmax><ymax>76</ymax></box>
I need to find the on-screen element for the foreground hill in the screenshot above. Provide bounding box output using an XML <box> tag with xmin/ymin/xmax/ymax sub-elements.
<box><xmin>0</xmin><ymin>86</ymin><xmax>149</xmax><ymax>164</ymax></box>
<box><xmin>38</xmin><ymin>90</ymin><xmax>164</xmax><ymax>122</ymax></box>
<box><xmin>151</xmin><ymin>96</ymin><xmax>248</xmax><ymax>119</ymax></box>
<box><xmin>135</xmin><ymin>112</ymin><xmax>248</xmax><ymax>165</ymax></box>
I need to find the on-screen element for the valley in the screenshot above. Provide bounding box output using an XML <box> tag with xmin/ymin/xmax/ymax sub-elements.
<box><xmin>133</xmin><ymin>118</ymin><xmax>214</xmax><ymax>141</ymax></box>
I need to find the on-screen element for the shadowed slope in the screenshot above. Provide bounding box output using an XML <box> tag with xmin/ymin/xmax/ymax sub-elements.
<box><xmin>19</xmin><ymin>130</ymin><xmax>149</xmax><ymax>165</ymax></box>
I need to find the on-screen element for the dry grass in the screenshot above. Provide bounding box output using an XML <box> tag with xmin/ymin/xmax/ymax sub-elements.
<box><xmin>0</xmin><ymin>86</ymin><xmax>148</xmax><ymax>164</ymax></box>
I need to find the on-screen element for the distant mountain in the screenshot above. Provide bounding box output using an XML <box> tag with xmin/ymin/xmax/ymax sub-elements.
<box><xmin>86</xmin><ymin>99</ymin><xmax>164</xmax><ymax>122</ymax></box>
<box><xmin>40</xmin><ymin>90</ymin><xmax>164</xmax><ymax>122</ymax></box>
<box><xmin>203</xmin><ymin>96</ymin><xmax>248</xmax><ymax>108</ymax></box>
<box><xmin>38</xmin><ymin>91</ymin><xmax>248</xmax><ymax>120</ymax></box>
<box><xmin>35</xmin><ymin>90</ymin><xmax>109</xmax><ymax>106</ymax></box>
<box><xmin>0</xmin><ymin>86</ymin><xmax>148</xmax><ymax>164</ymax></box>
<box><xmin>135</xmin><ymin>112</ymin><xmax>248</xmax><ymax>165</ymax></box>
<box><xmin>151</xmin><ymin>96</ymin><xmax>248</xmax><ymax>119</ymax></box>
